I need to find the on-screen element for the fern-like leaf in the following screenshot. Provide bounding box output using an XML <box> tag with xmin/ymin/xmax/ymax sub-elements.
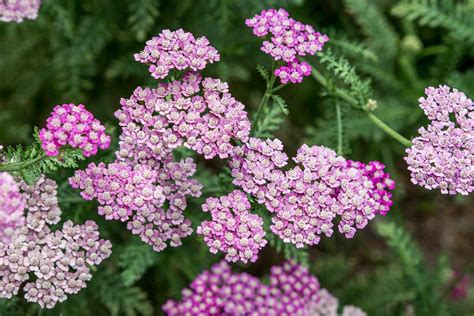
<box><xmin>128</xmin><ymin>0</ymin><xmax>160</xmax><ymax>41</ymax></box>
<box><xmin>392</xmin><ymin>0</ymin><xmax>474</xmax><ymax>44</ymax></box>
<box><xmin>253</xmin><ymin>100</ymin><xmax>286</xmax><ymax>138</ymax></box>
<box><xmin>317</xmin><ymin>49</ymin><xmax>372</xmax><ymax>107</ymax></box>
<box><xmin>119</xmin><ymin>241</ymin><xmax>158</xmax><ymax>286</ymax></box>
<box><xmin>256</xmin><ymin>64</ymin><xmax>270</xmax><ymax>81</ymax></box>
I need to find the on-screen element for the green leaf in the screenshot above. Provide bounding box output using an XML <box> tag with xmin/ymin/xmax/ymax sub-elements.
<box><xmin>119</xmin><ymin>242</ymin><xmax>158</xmax><ymax>286</ymax></box>
<box><xmin>392</xmin><ymin>0</ymin><xmax>474</xmax><ymax>44</ymax></box>
<box><xmin>256</xmin><ymin>64</ymin><xmax>270</xmax><ymax>81</ymax></box>
<box><xmin>271</xmin><ymin>95</ymin><xmax>289</xmax><ymax>115</ymax></box>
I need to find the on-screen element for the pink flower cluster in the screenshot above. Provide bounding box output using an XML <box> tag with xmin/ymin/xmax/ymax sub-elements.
<box><xmin>405</xmin><ymin>85</ymin><xmax>473</xmax><ymax>195</ymax></box>
<box><xmin>70</xmin><ymin>158</ymin><xmax>201</xmax><ymax>251</ymax></box>
<box><xmin>0</xmin><ymin>175</ymin><xmax>111</xmax><ymax>309</ymax></box>
<box><xmin>72</xmin><ymin>31</ymin><xmax>252</xmax><ymax>252</ymax></box>
<box><xmin>134</xmin><ymin>29</ymin><xmax>220</xmax><ymax>79</ymax></box>
<box><xmin>39</xmin><ymin>104</ymin><xmax>111</xmax><ymax>157</ymax></box>
<box><xmin>163</xmin><ymin>260</ymin><xmax>366</xmax><ymax>316</ymax></box>
<box><xmin>246</xmin><ymin>8</ymin><xmax>329</xmax><ymax>84</ymax></box>
<box><xmin>197</xmin><ymin>190</ymin><xmax>267</xmax><ymax>263</ymax></box>
<box><xmin>115</xmin><ymin>72</ymin><xmax>250</xmax><ymax>162</ymax></box>
<box><xmin>230</xmin><ymin>138</ymin><xmax>395</xmax><ymax>247</ymax></box>
<box><xmin>0</xmin><ymin>0</ymin><xmax>41</xmax><ymax>23</ymax></box>
<box><xmin>0</xmin><ymin>172</ymin><xmax>25</xmax><ymax>243</ymax></box>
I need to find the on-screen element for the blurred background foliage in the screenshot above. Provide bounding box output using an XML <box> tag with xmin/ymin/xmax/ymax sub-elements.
<box><xmin>0</xmin><ymin>0</ymin><xmax>473</xmax><ymax>315</ymax></box>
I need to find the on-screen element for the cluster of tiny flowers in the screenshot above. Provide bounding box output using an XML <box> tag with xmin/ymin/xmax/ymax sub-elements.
<box><xmin>162</xmin><ymin>260</ymin><xmax>366</xmax><ymax>316</ymax></box>
<box><xmin>134</xmin><ymin>29</ymin><xmax>220</xmax><ymax>79</ymax></box>
<box><xmin>405</xmin><ymin>85</ymin><xmax>473</xmax><ymax>195</ymax></box>
<box><xmin>0</xmin><ymin>172</ymin><xmax>25</xmax><ymax>243</ymax></box>
<box><xmin>229</xmin><ymin>137</ymin><xmax>289</xmax><ymax>209</ymax></box>
<box><xmin>245</xmin><ymin>8</ymin><xmax>328</xmax><ymax>84</ymax></box>
<box><xmin>0</xmin><ymin>176</ymin><xmax>112</xmax><ymax>309</ymax></box>
<box><xmin>197</xmin><ymin>190</ymin><xmax>267</xmax><ymax>263</ymax></box>
<box><xmin>19</xmin><ymin>176</ymin><xmax>62</xmax><ymax>233</ymax></box>
<box><xmin>39</xmin><ymin>104</ymin><xmax>111</xmax><ymax>157</ymax></box>
<box><xmin>230</xmin><ymin>139</ymin><xmax>395</xmax><ymax>247</ymax></box>
<box><xmin>70</xmin><ymin>158</ymin><xmax>201</xmax><ymax>251</ymax></box>
<box><xmin>274</xmin><ymin>59</ymin><xmax>312</xmax><ymax>84</ymax></box>
<box><xmin>115</xmin><ymin>72</ymin><xmax>251</xmax><ymax>162</ymax></box>
<box><xmin>0</xmin><ymin>0</ymin><xmax>41</xmax><ymax>23</ymax></box>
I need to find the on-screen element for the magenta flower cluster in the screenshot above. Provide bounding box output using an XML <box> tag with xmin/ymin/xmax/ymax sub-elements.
<box><xmin>134</xmin><ymin>29</ymin><xmax>220</xmax><ymax>79</ymax></box>
<box><xmin>0</xmin><ymin>172</ymin><xmax>25</xmax><ymax>243</ymax></box>
<box><xmin>230</xmin><ymin>138</ymin><xmax>395</xmax><ymax>248</ymax></box>
<box><xmin>163</xmin><ymin>260</ymin><xmax>366</xmax><ymax>316</ymax></box>
<box><xmin>70</xmin><ymin>158</ymin><xmax>201</xmax><ymax>251</ymax></box>
<box><xmin>39</xmin><ymin>104</ymin><xmax>111</xmax><ymax>157</ymax></box>
<box><xmin>0</xmin><ymin>175</ymin><xmax>111</xmax><ymax>309</ymax></box>
<box><xmin>246</xmin><ymin>8</ymin><xmax>329</xmax><ymax>84</ymax></box>
<box><xmin>197</xmin><ymin>190</ymin><xmax>267</xmax><ymax>263</ymax></box>
<box><xmin>0</xmin><ymin>0</ymin><xmax>41</xmax><ymax>23</ymax></box>
<box><xmin>405</xmin><ymin>85</ymin><xmax>473</xmax><ymax>195</ymax></box>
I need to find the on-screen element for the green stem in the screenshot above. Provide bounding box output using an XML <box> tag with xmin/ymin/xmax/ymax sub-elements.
<box><xmin>309</xmin><ymin>64</ymin><xmax>412</xmax><ymax>147</ymax></box>
<box><xmin>270</xmin><ymin>84</ymin><xmax>286</xmax><ymax>94</ymax></box>
<box><xmin>335</xmin><ymin>99</ymin><xmax>343</xmax><ymax>155</ymax></box>
<box><xmin>0</xmin><ymin>154</ymin><xmax>48</xmax><ymax>172</ymax></box>
<box><xmin>252</xmin><ymin>66</ymin><xmax>277</xmax><ymax>133</ymax></box>
<box><xmin>366</xmin><ymin>112</ymin><xmax>412</xmax><ymax>147</ymax></box>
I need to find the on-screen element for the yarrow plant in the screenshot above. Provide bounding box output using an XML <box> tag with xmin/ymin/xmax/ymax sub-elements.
<box><xmin>0</xmin><ymin>175</ymin><xmax>112</xmax><ymax>309</ymax></box>
<box><xmin>1</xmin><ymin>5</ymin><xmax>473</xmax><ymax>314</ymax></box>
<box><xmin>0</xmin><ymin>0</ymin><xmax>41</xmax><ymax>23</ymax></box>
<box><xmin>246</xmin><ymin>8</ymin><xmax>328</xmax><ymax>84</ymax></box>
<box><xmin>405</xmin><ymin>85</ymin><xmax>473</xmax><ymax>195</ymax></box>
<box><xmin>134</xmin><ymin>29</ymin><xmax>220</xmax><ymax>79</ymax></box>
<box><xmin>163</xmin><ymin>260</ymin><xmax>366</xmax><ymax>315</ymax></box>
<box><xmin>197</xmin><ymin>190</ymin><xmax>267</xmax><ymax>263</ymax></box>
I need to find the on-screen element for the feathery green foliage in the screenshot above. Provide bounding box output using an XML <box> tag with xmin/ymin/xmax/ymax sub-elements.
<box><xmin>392</xmin><ymin>0</ymin><xmax>474</xmax><ymax>44</ymax></box>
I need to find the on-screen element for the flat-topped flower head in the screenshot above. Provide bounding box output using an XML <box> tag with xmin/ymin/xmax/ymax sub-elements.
<box><xmin>39</xmin><ymin>104</ymin><xmax>111</xmax><ymax>157</ymax></box>
<box><xmin>0</xmin><ymin>0</ymin><xmax>41</xmax><ymax>23</ymax></box>
<box><xmin>134</xmin><ymin>29</ymin><xmax>220</xmax><ymax>79</ymax></box>
<box><xmin>246</xmin><ymin>8</ymin><xmax>329</xmax><ymax>84</ymax></box>
<box><xmin>405</xmin><ymin>85</ymin><xmax>473</xmax><ymax>195</ymax></box>
<box><xmin>115</xmin><ymin>72</ymin><xmax>250</xmax><ymax>162</ymax></box>
<box><xmin>0</xmin><ymin>172</ymin><xmax>25</xmax><ymax>243</ymax></box>
<box><xmin>0</xmin><ymin>176</ymin><xmax>111</xmax><ymax>309</ymax></box>
<box><xmin>229</xmin><ymin>141</ymin><xmax>396</xmax><ymax>247</ymax></box>
<box><xmin>163</xmin><ymin>260</ymin><xmax>366</xmax><ymax>316</ymax></box>
<box><xmin>70</xmin><ymin>156</ymin><xmax>201</xmax><ymax>252</ymax></box>
<box><xmin>197</xmin><ymin>190</ymin><xmax>267</xmax><ymax>263</ymax></box>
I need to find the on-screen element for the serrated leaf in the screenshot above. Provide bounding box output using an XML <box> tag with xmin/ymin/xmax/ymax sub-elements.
<box><xmin>256</xmin><ymin>64</ymin><xmax>270</xmax><ymax>81</ymax></box>
<box><xmin>271</xmin><ymin>95</ymin><xmax>289</xmax><ymax>115</ymax></box>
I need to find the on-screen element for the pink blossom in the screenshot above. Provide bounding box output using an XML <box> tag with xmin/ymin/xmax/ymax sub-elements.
<box><xmin>405</xmin><ymin>85</ymin><xmax>473</xmax><ymax>195</ymax></box>
<box><xmin>246</xmin><ymin>8</ymin><xmax>328</xmax><ymax>84</ymax></box>
<box><xmin>134</xmin><ymin>29</ymin><xmax>220</xmax><ymax>79</ymax></box>
<box><xmin>39</xmin><ymin>104</ymin><xmax>111</xmax><ymax>157</ymax></box>
<box><xmin>197</xmin><ymin>190</ymin><xmax>267</xmax><ymax>263</ymax></box>
<box><xmin>0</xmin><ymin>0</ymin><xmax>41</xmax><ymax>23</ymax></box>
